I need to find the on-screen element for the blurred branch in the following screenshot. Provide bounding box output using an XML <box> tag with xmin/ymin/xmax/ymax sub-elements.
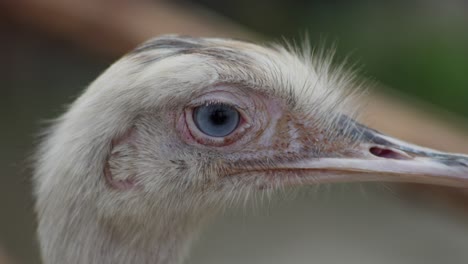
<box><xmin>2</xmin><ymin>0</ymin><xmax>468</xmax><ymax>208</ymax></box>
<box><xmin>365</xmin><ymin>91</ymin><xmax>468</xmax><ymax>154</ymax></box>
<box><xmin>0</xmin><ymin>245</ymin><xmax>13</xmax><ymax>264</ymax></box>
<box><xmin>1</xmin><ymin>0</ymin><xmax>255</xmax><ymax>57</ymax></box>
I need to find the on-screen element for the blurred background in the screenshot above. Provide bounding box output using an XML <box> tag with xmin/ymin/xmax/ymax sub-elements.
<box><xmin>1</xmin><ymin>0</ymin><xmax>468</xmax><ymax>263</ymax></box>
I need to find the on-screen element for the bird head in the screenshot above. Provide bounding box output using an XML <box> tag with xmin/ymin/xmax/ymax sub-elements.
<box><xmin>35</xmin><ymin>35</ymin><xmax>468</xmax><ymax>223</ymax></box>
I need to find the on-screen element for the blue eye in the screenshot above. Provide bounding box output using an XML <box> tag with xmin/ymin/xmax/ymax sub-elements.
<box><xmin>193</xmin><ymin>103</ymin><xmax>240</xmax><ymax>137</ymax></box>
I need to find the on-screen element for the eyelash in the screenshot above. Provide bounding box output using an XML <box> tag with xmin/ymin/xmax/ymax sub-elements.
<box><xmin>191</xmin><ymin>100</ymin><xmax>243</xmax><ymax>111</ymax></box>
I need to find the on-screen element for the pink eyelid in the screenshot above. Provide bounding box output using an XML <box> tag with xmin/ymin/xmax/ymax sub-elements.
<box><xmin>177</xmin><ymin>91</ymin><xmax>253</xmax><ymax>147</ymax></box>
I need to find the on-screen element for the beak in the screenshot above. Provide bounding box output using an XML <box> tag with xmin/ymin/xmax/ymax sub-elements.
<box><xmin>280</xmin><ymin>117</ymin><xmax>468</xmax><ymax>188</ymax></box>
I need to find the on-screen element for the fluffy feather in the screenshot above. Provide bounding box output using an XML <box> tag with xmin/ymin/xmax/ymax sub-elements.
<box><xmin>34</xmin><ymin>35</ymin><xmax>367</xmax><ymax>264</ymax></box>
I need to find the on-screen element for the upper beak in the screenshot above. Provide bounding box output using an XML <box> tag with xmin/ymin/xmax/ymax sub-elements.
<box><xmin>279</xmin><ymin>118</ymin><xmax>468</xmax><ymax>188</ymax></box>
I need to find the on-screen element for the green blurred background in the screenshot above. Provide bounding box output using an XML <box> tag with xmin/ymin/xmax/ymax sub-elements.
<box><xmin>1</xmin><ymin>0</ymin><xmax>467</xmax><ymax>263</ymax></box>
<box><xmin>192</xmin><ymin>0</ymin><xmax>468</xmax><ymax>117</ymax></box>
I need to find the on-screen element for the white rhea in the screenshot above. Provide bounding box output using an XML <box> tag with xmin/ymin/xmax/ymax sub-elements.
<box><xmin>34</xmin><ymin>35</ymin><xmax>468</xmax><ymax>264</ymax></box>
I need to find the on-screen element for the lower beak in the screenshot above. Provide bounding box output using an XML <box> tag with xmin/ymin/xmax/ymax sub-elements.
<box><xmin>281</xmin><ymin>121</ymin><xmax>468</xmax><ymax>188</ymax></box>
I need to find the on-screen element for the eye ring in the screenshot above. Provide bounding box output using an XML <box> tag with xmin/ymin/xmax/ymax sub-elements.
<box><xmin>193</xmin><ymin>103</ymin><xmax>240</xmax><ymax>137</ymax></box>
<box><xmin>181</xmin><ymin>101</ymin><xmax>251</xmax><ymax>147</ymax></box>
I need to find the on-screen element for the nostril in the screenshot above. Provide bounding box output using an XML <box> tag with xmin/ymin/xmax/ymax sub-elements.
<box><xmin>369</xmin><ymin>146</ymin><xmax>412</xmax><ymax>160</ymax></box>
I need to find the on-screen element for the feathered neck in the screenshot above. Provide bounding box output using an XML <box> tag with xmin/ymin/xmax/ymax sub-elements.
<box><xmin>36</xmin><ymin>192</ymin><xmax>209</xmax><ymax>264</ymax></box>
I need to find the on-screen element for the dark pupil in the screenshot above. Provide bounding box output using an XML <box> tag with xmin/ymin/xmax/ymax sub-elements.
<box><xmin>193</xmin><ymin>103</ymin><xmax>240</xmax><ymax>137</ymax></box>
<box><xmin>210</xmin><ymin>109</ymin><xmax>229</xmax><ymax>126</ymax></box>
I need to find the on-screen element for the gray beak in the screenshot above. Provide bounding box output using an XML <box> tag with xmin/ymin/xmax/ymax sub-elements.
<box><xmin>280</xmin><ymin>117</ymin><xmax>468</xmax><ymax>187</ymax></box>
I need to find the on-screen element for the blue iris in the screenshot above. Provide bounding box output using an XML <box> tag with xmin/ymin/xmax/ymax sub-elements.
<box><xmin>193</xmin><ymin>103</ymin><xmax>240</xmax><ymax>137</ymax></box>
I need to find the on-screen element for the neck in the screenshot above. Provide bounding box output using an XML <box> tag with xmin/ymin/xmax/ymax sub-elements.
<box><xmin>38</xmin><ymin>195</ymin><xmax>209</xmax><ymax>264</ymax></box>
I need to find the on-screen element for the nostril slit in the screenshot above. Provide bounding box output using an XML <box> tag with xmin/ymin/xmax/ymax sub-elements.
<box><xmin>369</xmin><ymin>147</ymin><xmax>411</xmax><ymax>160</ymax></box>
